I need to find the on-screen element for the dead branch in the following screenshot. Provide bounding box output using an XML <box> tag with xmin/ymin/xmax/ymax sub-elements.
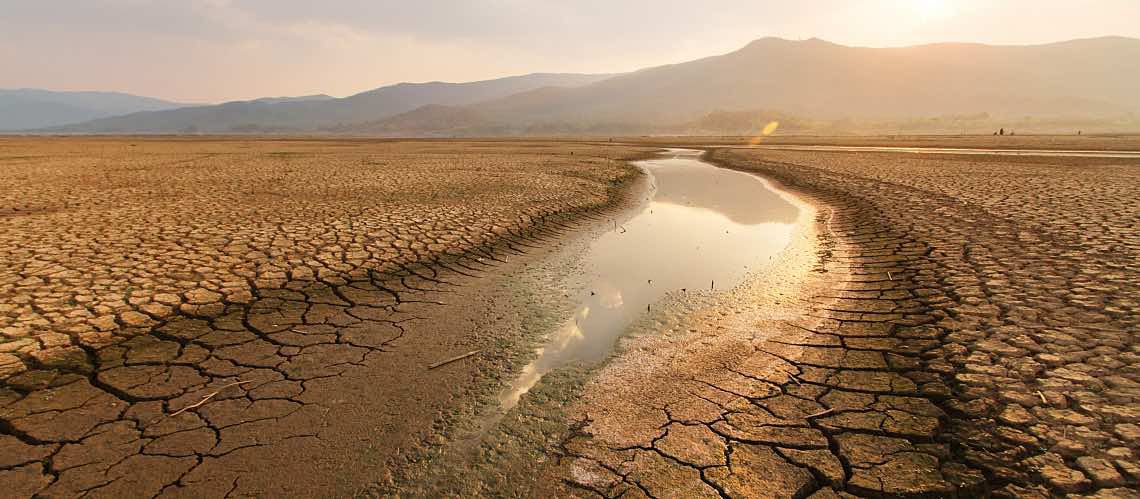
<box><xmin>428</xmin><ymin>350</ymin><xmax>482</xmax><ymax>369</ymax></box>
<box><xmin>169</xmin><ymin>379</ymin><xmax>259</xmax><ymax>417</ymax></box>
<box><xmin>807</xmin><ymin>408</ymin><xmax>835</xmax><ymax>419</ymax></box>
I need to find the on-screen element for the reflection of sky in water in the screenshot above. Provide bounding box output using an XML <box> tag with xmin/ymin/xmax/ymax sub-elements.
<box><xmin>500</xmin><ymin>150</ymin><xmax>799</xmax><ymax>409</ymax></box>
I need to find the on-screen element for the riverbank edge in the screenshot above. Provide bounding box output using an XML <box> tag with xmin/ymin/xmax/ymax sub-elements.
<box><xmin>703</xmin><ymin>146</ymin><xmax>993</xmax><ymax>495</ymax></box>
<box><xmin>515</xmin><ymin>146</ymin><xmax>996</xmax><ymax>497</ymax></box>
<box><xmin>375</xmin><ymin>148</ymin><xmax>833</xmax><ymax>496</ymax></box>
<box><xmin>355</xmin><ymin>153</ymin><xmax>660</xmax><ymax>496</ymax></box>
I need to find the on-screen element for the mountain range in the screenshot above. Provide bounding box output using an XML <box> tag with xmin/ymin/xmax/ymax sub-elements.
<box><xmin>45</xmin><ymin>73</ymin><xmax>614</xmax><ymax>134</ymax></box>
<box><xmin>0</xmin><ymin>89</ymin><xmax>191</xmax><ymax>130</ymax></box>
<box><xmin>9</xmin><ymin>36</ymin><xmax>1140</xmax><ymax>135</ymax></box>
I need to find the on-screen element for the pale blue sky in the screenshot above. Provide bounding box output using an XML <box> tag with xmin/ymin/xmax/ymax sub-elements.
<box><xmin>2</xmin><ymin>0</ymin><xmax>1138</xmax><ymax>102</ymax></box>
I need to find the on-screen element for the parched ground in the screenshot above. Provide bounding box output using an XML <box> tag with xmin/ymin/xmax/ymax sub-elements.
<box><xmin>3</xmin><ymin>137</ymin><xmax>1138</xmax><ymax>497</ymax></box>
<box><xmin>546</xmin><ymin>147</ymin><xmax>1139</xmax><ymax>498</ymax></box>
<box><xmin>0</xmin><ymin>137</ymin><xmax>648</xmax><ymax>497</ymax></box>
<box><xmin>646</xmin><ymin>134</ymin><xmax>1140</xmax><ymax>152</ymax></box>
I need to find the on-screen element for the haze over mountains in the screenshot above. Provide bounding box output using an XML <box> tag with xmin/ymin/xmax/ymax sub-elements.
<box><xmin>0</xmin><ymin>89</ymin><xmax>190</xmax><ymax>130</ymax></box>
<box><xmin>454</xmin><ymin>36</ymin><xmax>1140</xmax><ymax>133</ymax></box>
<box><xmin>14</xmin><ymin>36</ymin><xmax>1140</xmax><ymax>135</ymax></box>
<box><xmin>46</xmin><ymin>73</ymin><xmax>614</xmax><ymax>134</ymax></box>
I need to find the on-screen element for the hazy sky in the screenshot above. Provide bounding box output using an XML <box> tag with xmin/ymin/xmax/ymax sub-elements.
<box><xmin>3</xmin><ymin>0</ymin><xmax>1138</xmax><ymax>103</ymax></box>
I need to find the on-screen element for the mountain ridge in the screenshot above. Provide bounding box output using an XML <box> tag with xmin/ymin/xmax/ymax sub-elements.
<box><xmin>360</xmin><ymin>35</ymin><xmax>1139</xmax><ymax>135</ymax></box>
<box><xmin>23</xmin><ymin>36</ymin><xmax>1140</xmax><ymax>135</ymax></box>
<box><xmin>50</xmin><ymin>73</ymin><xmax>616</xmax><ymax>133</ymax></box>
<box><xmin>0</xmin><ymin>89</ymin><xmax>191</xmax><ymax>130</ymax></box>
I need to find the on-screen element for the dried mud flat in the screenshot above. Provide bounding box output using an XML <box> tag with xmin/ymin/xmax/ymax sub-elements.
<box><xmin>532</xmin><ymin>145</ymin><xmax>1139</xmax><ymax>498</ymax></box>
<box><xmin>2</xmin><ymin>136</ymin><xmax>1138</xmax><ymax>498</ymax></box>
<box><xmin>650</xmin><ymin>134</ymin><xmax>1140</xmax><ymax>152</ymax></box>
<box><xmin>0</xmin><ymin>137</ymin><xmax>652</xmax><ymax>497</ymax></box>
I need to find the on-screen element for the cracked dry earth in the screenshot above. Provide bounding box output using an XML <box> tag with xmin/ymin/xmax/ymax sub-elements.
<box><xmin>545</xmin><ymin>147</ymin><xmax>1138</xmax><ymax>498</ymax></box>
<box><xmin>0</xmin><ymin>137</ymin><xmax>649</xmax><ymax>497</ymax></box>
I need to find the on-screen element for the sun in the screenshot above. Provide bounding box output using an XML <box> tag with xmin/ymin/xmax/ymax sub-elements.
<box><xmin>912</xmin><ymin>0</ymin><xmax>955</xmax><ymax>22</ymax></box>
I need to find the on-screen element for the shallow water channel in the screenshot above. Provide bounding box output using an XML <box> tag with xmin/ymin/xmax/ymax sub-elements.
<box><xmin>499</xmin><ymin>149</ymin><xmax>799</xmax><ymax>409</ymax></box>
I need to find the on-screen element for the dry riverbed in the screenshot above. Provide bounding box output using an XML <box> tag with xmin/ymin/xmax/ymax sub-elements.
<box><xmin>382</xmin><ymin>141</ymin><xmax>1140</xmax><ymax>498</ymax></box>
<box><xmin>2</xmin><ymin>136</ymin><xmax>1137</xmax><ymax>498</ymax></box>
<box><xmin>0</xmin><ymin>137</ymin><xmax>653</xmax><ymax>497</ymax></box>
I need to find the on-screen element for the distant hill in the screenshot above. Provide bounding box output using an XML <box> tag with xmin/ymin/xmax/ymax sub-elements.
<box><xmin>336</xmin><ymin>105</ymin><xmax>497</xmax><ymax>136</ymax></box>
<box><xmin>339</xmin><ymin>36</ymin><xmax>1140</xmax><ymax>135</ymax></box>
<box><xmin>32</xmin><ymin>37</ymin><xmax>1140</xmax><ymax>135</ymax></box>
<box><xmin>55</xmin><ymin>73</ymin><xmax>615</xmax><ymax>133</ymax></box>
<box><xmin>0</xmin><ymin>89</ymin><xmax>191</xmax><ymax>130</ymax></box>
<box><xmin>241</xmin><ymin>95</ymin><xmax>334</xmax><ymax>105</ymax></box>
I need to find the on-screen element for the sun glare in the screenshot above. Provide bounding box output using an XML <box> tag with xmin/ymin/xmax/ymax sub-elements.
<box><xmin>912</xmin><ymin>0</ymin><xmax>955</xmax><ymax>22</ymax></box>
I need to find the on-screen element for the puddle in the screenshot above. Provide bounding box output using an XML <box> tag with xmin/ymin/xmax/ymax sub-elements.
<box><xmin>739</xmin><ymin>144</ymin><xmax>1140</xmax><ymax>159</ymax></box>
<box><xmin>498</xmin><ymin>149</ymin><xmax>799</xmax><ymax>409</ymax></box>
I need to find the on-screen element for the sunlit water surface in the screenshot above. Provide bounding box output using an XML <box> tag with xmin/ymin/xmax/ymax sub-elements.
<box><xmin>499</xmin><ymin>149</ymin><xmax>799</xmax><ymax>409</ymax></box>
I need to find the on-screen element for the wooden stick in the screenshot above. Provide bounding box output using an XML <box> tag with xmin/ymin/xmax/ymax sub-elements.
<box><xmin>807</xmin><ymin>408</ymin><xmax>835</xmax><ymax>419</ymax></box>
<box><xmin>428</xmin><ymin>350</ymin><xmax>481</xmax><ymax>369</ymax></box>
<box><xmin>169</xmin><ymin>379</ymin><xmax>258</xmax><ymax>417</ymax></box>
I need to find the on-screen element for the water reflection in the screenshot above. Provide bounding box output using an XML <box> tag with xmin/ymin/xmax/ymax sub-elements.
<box><xmin>499</xmin><ymin>149</ymin><xmax>799</xmax><ymax>409</ymax></box>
